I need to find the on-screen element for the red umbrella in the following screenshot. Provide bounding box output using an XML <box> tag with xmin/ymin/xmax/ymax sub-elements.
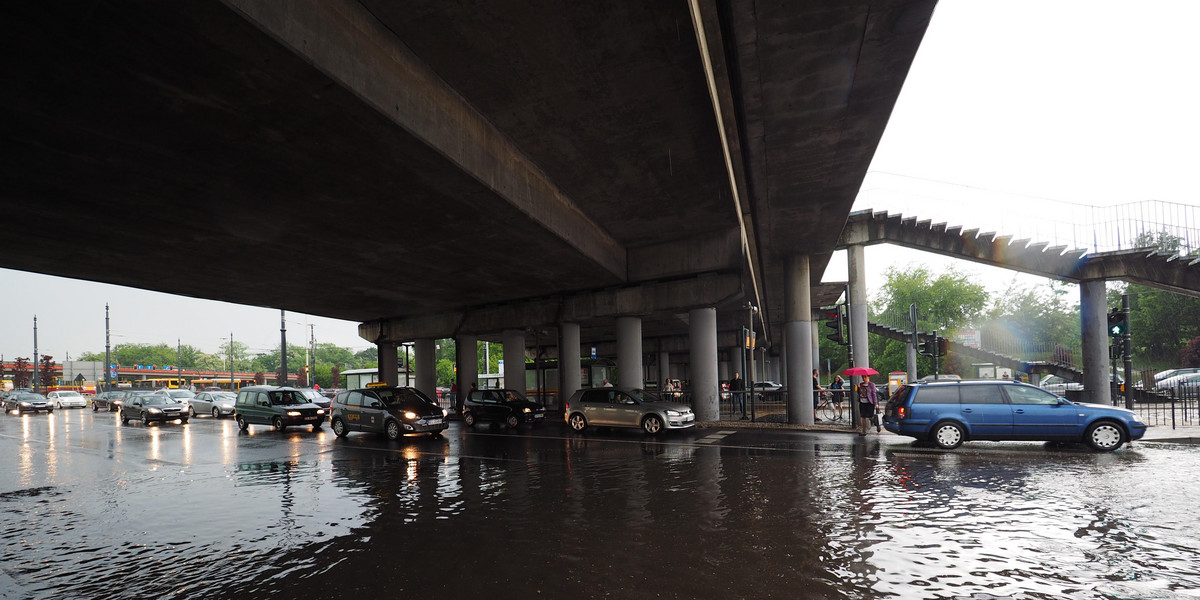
<box><xmin>843</xmin><ymin>366</ymin><xmax>879</xmax><ymax>376</ymax></box>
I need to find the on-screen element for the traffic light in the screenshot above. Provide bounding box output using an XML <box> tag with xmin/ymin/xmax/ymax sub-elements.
<box><xmin>919</xmin><ymin>337</ymin><xmax>934</xmax><ymax>357</ymax></box>
<box><xmin>823</xmin><ymin>306</ymin><xmax>845</xmax><ymax>345</ymax></box>
<box><xmin>937</xmin><ymin>337</ymin><xmax>950</xmax><ymax>357</ymax></box>
<box><xmin>1107</xmin><ymin>307</ymin><xmax>1127</xmax><ymax>337</ymax></box>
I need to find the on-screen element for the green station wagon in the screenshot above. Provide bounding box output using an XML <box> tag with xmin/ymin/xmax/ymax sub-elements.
<box><xmin>234</xmin><ymin>385</ymin><xmax>326</xmax><ymax>432</ymax></box>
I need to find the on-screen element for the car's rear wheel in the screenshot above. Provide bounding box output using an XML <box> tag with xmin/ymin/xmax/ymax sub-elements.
<box><xmin>463</xmin><ymin>411</ymin><xmax>476</xmax><ymax>427</ymax></box>
<box><xmin>236</xmin><ymin>415</ymin><xmax>248</xmax><ymax>431</ymax></box>
<box><xmin>272</xmin><ymin>417</ymin><xmax>286</xmax><ymax>432</ymax></box>
<box><xmin>1086</xmin><ymin>421</ymin><xmax>1125</xmax><ymax>451</ymax></box>
<box><xmin>332</xmin><ymin>418</ymin><xmax>348</xmax><ymax>437</ymax></box>
<box><xmin>642</xmin><ymin>415</ymin><xmax>664</xmax><ymax>435</ymax></box>
<box><xmin>505</xmin><ymin>413</ymin><xmax>521</xmax><ymax>429</ymax></box>
<box><xmin>931</xmin><ymin>421</ymin><xmax>965</xmax><ymax>450</ymax></box>
<box><xmin>568</xmin><ymin>413</ymin><xmax>587</xmax><ymax>432</ymax></box>
<box><xmin>385</xmin><ymin>420</ymin><xmax>401</xmax><ymax>440</ymax></box>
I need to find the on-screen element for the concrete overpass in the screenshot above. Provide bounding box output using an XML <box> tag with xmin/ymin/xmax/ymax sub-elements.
<box><xmin>2</xmin><ymin>1</ymin><xmax>938</xmax><ymax>421</ymax></box>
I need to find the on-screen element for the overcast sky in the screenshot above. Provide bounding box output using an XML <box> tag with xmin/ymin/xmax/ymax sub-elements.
<box><xmin>3</xmin><ymin>0</ymin><xmax>1198</xmax><ymax>362</ymax></box>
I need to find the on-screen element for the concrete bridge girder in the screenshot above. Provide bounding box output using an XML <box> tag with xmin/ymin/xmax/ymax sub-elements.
<box><xmin>361</xmin><ymin>273</ymin><xmax>745</xmax><ymax>343</ymax></box>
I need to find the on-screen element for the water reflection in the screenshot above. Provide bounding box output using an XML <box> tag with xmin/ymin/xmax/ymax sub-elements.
<box><xmin>2</xmin><ymin>414</ymin><xmax>1199</xmax><ymax>599</ymax></box>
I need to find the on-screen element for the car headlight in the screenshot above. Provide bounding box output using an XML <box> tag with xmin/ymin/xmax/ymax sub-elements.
<box><xmin>442</xmin><ymin>408</ymin><xmax>449</xmax><ymax>417</ymax></box>
<box><xmin>148</xmin><ymin>408</ymin><xmax>162</xmax><ymax>414</ymax></box>
<box><xmin>403</xmin><ymin>411</ymin><xmax>418</xmax><ymax>420</ymax></box>
<box><xmin>19</xmin><ymin>402</ymin><xmax>32</xmax><ymax>407</ymax></box>
<box><xmin>316</xmin><ymin>409</ymin><xmax>325</xmax><ymax>415</ymax></box>
<box><xmin>523</xmin><ymin>407</ymin><xmax>532</xmax><ymax>413</ymax></box>
<box><xmin>286</xmin><ymin>411</ymin><xmax>302</xmax><ymax>417</ymax></box>
<box><xmin>665</xmin><ymin>410</ymin><xmax>681</xmax><ymax>416</ymax></box>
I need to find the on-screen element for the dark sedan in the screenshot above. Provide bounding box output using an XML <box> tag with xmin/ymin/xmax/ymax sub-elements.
<box><xmin>330</xmin><ymin>386</ymin><xmax>447</xmax><ymax>440</ymax></box>
<box><xmin>121</xmin><ymin>394</ymin><xmax>189</xmax><ymax>425</ymax></box>
<box><xmin>4</xmin><ymin>392</ymin><xmax>53</xmax><ymax>415</ymax></box>
<box><xmin>93</xmin><ymin>391</ymin><xmax>126</xmax><ymax>412</ymax></box>
<box><xmin>462</xmin><ymin>388</ymin><xmax>546</xmax><ymax>429</ymax></box>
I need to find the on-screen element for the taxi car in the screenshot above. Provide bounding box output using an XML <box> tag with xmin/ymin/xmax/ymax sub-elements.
<box><xmin>234</xmin><ymin>386</ymin><xmax>326</xmax><ymax>432</ymax></box>
<box><xmin>121</xmin><ymin>394</ymin><xmax>189</xmax><ymax>425</ymax></box>
<box><xmin>461</xmin><ymin>388</ymin><xmax>546</xmax><ymax>429</ymax></box>
<box><xmin>882</xmin><ymin>380</ymin><xmax>1147</xmax><ymax>451</ymax></box>
<box><xmin>330</xmin><ymin>386</ymin><xmax>448</xmax><ymax>440</ymax></box>
<box><xmin>563</xmin><ymin>387</ymin><xmax>695</xmax><ymax>434</ymax></box>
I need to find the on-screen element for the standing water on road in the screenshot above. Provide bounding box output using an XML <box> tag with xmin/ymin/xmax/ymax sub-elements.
<box><xmin>0</xmin><ymin>412</ymin><xmax>1197</xmax><ymax>599</ymax></box>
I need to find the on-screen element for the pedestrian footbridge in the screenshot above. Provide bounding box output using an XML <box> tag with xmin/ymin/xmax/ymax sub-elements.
<box><xmin>840</xmin><ymin>209</ymin><xmax>1200</xmax><ymax>298</ymax></box>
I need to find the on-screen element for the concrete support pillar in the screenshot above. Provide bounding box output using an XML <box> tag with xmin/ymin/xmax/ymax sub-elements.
<box><xmin>718</xmin><ymin>356</ymin><xmax>730</xmax><ymax>382</ymax></box>
<box><xmin>414</xmin><ymin>338</ymin><xmax>436</xmax><ymax>399</ymax></box>
<box><xmin>377</xmin><ymin>343</ymin><xmax>398</xmax><ymax>386</ymax></box>
<box><xmin>558</xmin><ymin>323</ymin><xmax>581</xmax><ymax>404</ymax></box>
<box><xmin>455</xmin><ymin>334</ymin><xmax>477</xmax><ymax>414</ymax></box>
<box><xmin>616</xmin><ymin>316</ymin><xmax>643</xmax><ymax>388</ymax></box>
<box><xmin>1080</xmin><ymin>281</ymin><xmax>1111</xmax><ymax>404</ymax></box>
<box><xmin>784</xmin><ymin>255</ymin><xmax>814</xmax><ymax>425</ymax></box>
<box><xmin>690</xmin><ymin>307</ymin><xmax>720</xmax><ymax>422</ymax></box>
<box><xmin>730</xmin><ymin>345</ymin><xmax>745</xmax><ymax>382</ymax></box>
<box><xmin>847</xmin><ymin>244</ymin><xmax>870</xmax><ymax>379</ymax></box>
<box><xmin>503</xmin><ymin>329</ymin><xmax>526</xmax><ymax>392</ymax></box>
<box><xmin>658</xmin><ymin>350</ymin><xmax>671</xmax><ymax>387</ymax></box>
<box><xmin>810</xmin><ymin>320</ymin><xmax>820</xmax><ymax>373</ymax></box>
<box><xmin>779</xmin><ymin>344</ymin><xmax>788</xmax><ymax>388</ymax></box>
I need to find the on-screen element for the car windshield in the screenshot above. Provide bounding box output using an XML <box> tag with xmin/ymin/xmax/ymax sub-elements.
<box><xmin>142</xmin><ymin>396</ymin><xmax>172</xmax><ymax>406</ymax></box>
<box><xmin>625</xmin><ymin>389</ymin><xmax>662</xmax><ymax>403</ymax></box>
<box><xmin>167</xmin><ymin>390</ymin><xmax>195</xmax><ymax>399</ymax></box>
<box><xmin>213</xmin><ymin>393</ymin><xmax>236</xmax><ymax>401</ymax></box>
<box><xmin>269</xmin><ymin>391</ymin><xmax>305</xmax><ymax>406</ymax></box>
<box><xmin>58</xmin><ymin>391</ymin><xmax>82</xmax><ymax>397</ymax></box>
<box><xmin>16</xmin><ymin>393</ymin><xmax>47</xmax><ymax>402</ymax></box>
<box><xmin>299</xmin><ymin>390</ymin><xmax>322</xmax><ymax>400</ymax></box>
<box><xmin>374</xmin><ymin>388</ymin><xmax>435</xmax><ymax>406</ymax></box>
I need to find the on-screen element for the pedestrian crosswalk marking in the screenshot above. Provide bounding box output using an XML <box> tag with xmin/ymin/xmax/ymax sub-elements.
<box><xmin>696</xmin><ymin>430</ymin><xmax>737</xmax><ymax>444</ymax></box>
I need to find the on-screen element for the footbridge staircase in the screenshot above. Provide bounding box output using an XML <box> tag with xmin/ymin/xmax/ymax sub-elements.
<box><xmin>839</xmin><ymin>209</ymin><xmax>1200</xmax><ymax>298</ymax></box>
<box><xmin>866</xmin><ymin>321</ymin><xmax>1082</xmax><ymax>382</ymax></box>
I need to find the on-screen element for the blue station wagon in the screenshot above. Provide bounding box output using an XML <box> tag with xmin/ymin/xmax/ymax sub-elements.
<box><xmin>882</xmin><ymin>380</ymin><xmax>1147</xmax><ymax>451</ymax></box>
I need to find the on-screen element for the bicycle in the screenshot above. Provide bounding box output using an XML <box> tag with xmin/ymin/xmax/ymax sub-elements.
<box><xmin>817</xmin><ymin>390</ymin><xmax>848</xmax><ymax>422</ymax></box>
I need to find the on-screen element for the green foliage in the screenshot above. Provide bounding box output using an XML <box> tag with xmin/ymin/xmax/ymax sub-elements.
<box><xmin>436</xmin><ymin>358</ymin><xmax>455</xmax><ymax>386</ymax></box>
<box><xmin>478</xmin><ymin>341</ymin><xmax>502</xmax><ymax>375</ymax></box>
<box><xmin>866</xmin><ymin>264</ymin><xmax>989</xmax><ymax>378</ymax></box>
<box><xmin>984</xmin><ymin>280</ymin><xmax>1080</xmax><ymax>362</ymax></box>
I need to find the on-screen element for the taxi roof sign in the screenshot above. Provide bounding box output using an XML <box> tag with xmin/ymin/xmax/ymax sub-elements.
<box><xmin>366</xmin><ymin>381</ymin><xmax>388</xmax><ymax>388</ymax></box>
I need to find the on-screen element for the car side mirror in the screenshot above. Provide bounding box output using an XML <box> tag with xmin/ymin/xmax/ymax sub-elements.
<box><xmin>370</xmin><ymin>401</ymin><xmax>383</xmax><ymax>409</ymax></box>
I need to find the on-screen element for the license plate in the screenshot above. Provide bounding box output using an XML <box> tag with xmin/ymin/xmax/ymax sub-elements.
<box><xmin>304</xmin><ymin>416</ymin><xmax>318</xmax><ymax>421</ymax></box>
<box><xmin>534</xmin><ymin>413</ymin><xmax>544</xmax><ymax>419</ymax></box>
<box><xmin>427</xmin><ymin>418</ymin><xmax>442</xmax><ymax>426</ymax></box>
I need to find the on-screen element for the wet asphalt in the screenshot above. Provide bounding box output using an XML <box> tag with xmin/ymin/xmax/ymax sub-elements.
<box><xmin>2</xmin><ymin>407</ymin><xmax>1198</xmax><ymax>599</ymax></box>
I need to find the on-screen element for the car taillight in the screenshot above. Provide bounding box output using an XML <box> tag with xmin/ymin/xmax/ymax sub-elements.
<box><xmin>898</xmin><ymin>406</ymin><xmax>907</xmax><ymax>419</ymax></box>
<box><xmin>564</xmin><ymin>401</ymin><xmax>569</xmax><ymax>411</ymax></box>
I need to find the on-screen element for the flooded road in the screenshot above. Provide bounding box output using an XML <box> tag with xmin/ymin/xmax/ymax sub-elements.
<box><xmin>1</xmin><ymin>408</ymin><xmax>1197</xmax><ymax>599</ymax></box>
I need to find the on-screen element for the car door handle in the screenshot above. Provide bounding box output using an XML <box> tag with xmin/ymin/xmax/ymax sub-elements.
<box><xmin>962</xmin><ymin>408</ymin><xmax>973</xmax><ymax>413</ymax></box>
<box><xmin>1013</xmin><ymin>409</ymin><xmax>1025</xmax><ymax>414</ymax></box>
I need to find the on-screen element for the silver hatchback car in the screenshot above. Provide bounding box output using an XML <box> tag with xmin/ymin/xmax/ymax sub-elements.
<box><xmin>564</xmin><ymin>388</ymin><xmax>695</xmax><ymax>434</ymax></box>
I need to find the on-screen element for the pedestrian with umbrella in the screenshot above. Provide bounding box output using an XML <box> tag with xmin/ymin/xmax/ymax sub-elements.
<box><xmin>844</xmin><ymin>366</ymin><xmax>879</xmax><ymax>435</ymax></box>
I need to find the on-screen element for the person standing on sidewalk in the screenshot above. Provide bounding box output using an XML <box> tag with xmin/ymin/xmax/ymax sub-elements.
<box><xmin>857</xmin><ymin>376</ymin><xmax>879</xmax><ymax>435</ymax></box>
<box><xmin>729</xmin><ymin>372</ymin><xmax>747</xmax><ymax>419</ymax></box>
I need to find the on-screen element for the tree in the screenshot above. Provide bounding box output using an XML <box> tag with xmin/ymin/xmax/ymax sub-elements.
<box><xmin>13</xmin><ymin>357</ymin><xmax>30</xmax><ymax>388</ymax></box>
<box><xmin>868</xmin><ymin>264</ymin><xmax>989</xmax><ymax>378</ymax></box>
<box><xmin>330</xmin><ymin>364</ymin><xmax>341</xmax><ymax>388</ymax></box>
<box><xmin>436</xmin><ymin>358</ymin><xmax>455</xmax><ymax>386</ymax></box>
<box><xmin>39</xmin><ymin>355</ymin><xmax>56</xmax><ymax>388</ymax></box>
<box><xmin>983</xmin><ymin>279</ymin><xmax>1080</xmax><ymax>364</ymax></box>
<box><xmin>1107</xmin><ymin>232</ymin><xmax>1200</xmax><ymax>367</ymax></box>
<box><xmin>1180</xmin><ymin>337</ymin><xmax>1200</xmax><ymax>368</ymax></box>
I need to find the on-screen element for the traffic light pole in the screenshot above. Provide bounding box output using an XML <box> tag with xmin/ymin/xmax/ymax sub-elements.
<box><xmin>1122</xmin><ymin>294</ymin><xmax>1133</xmax><ymax>410</ymax></box>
